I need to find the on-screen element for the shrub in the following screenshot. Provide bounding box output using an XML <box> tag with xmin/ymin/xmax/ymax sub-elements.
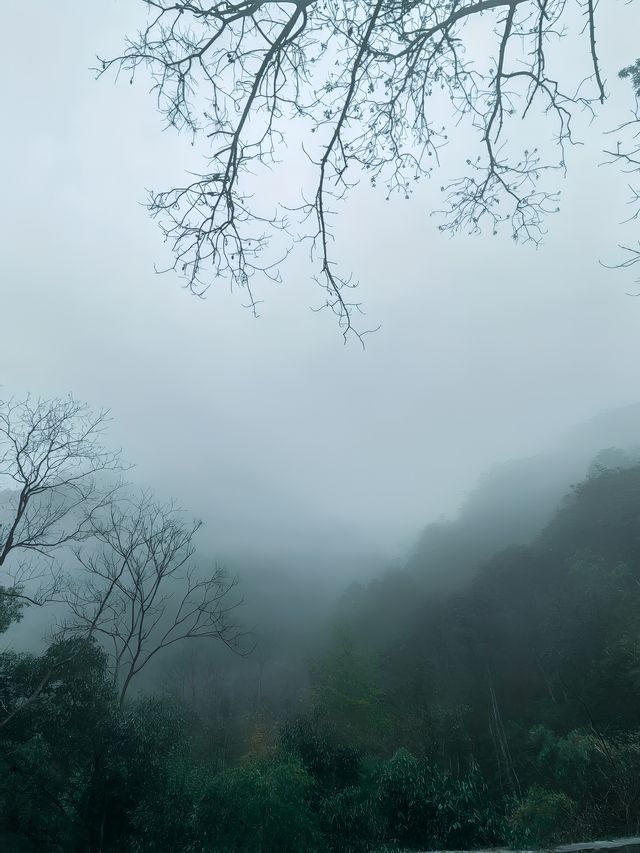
<box><xmin>320</xmin><ymin>782</ymin><xmax>382</xmax><ymax>852</ymax></box>
<box><xmin>197</xmin><ymin>758</ymin><xmax>320</xmax><ymax>852</ymax></box>
<box><xmin>279</xmin><ymin>717</ymin><xmax>361</xmax><ymax>791</ymax></box>
<box><xmin>508</xmin><ymin>785</ymin><xmax>575</xmax><ymax>846</ymax></box>
<box><xmin>375</xmin><ymin>748</ymin><xmax>502</xmax><ymax>849</ymax></box>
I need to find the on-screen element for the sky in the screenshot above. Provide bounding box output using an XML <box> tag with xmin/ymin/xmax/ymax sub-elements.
<box><xmin>1</xmin><ymin>1</ymin><xmax>639</xmax><ymax>572</ymax></box>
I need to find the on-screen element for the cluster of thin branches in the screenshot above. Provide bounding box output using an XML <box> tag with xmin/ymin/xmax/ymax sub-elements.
<box><xmin>102</xmin><ymin>0</ymin><xmax>609</xmax><ymax>340</ymax></box>
<box><xmin>0</xmin><ymin>395</ymin><xmax>247</xmax><ymax>713</ymax></box>
<box><xmin>64</xmin><ymin>492</ymin><xmax>246</xmax><ymax>704</ymax></box>
<box><xmin>603</xmin><ymin>62</ymin><xmax>640</xmax><ymax>286</ymax></box>
<box><xmin>0</xmin><ymin>396</ymin><xmax>122</xmax><ymax>603</ymax></box>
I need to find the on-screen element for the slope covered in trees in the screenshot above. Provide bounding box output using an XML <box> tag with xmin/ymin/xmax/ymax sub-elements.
<box><xmin>4</xmin><ymin>432</ymin><xmax>640</xmax><ymax>848</ymax></box>
<box><xmin>101</xmin><ymin>1</ymin><xmax>640</xmax><ymax>337</ymax></box>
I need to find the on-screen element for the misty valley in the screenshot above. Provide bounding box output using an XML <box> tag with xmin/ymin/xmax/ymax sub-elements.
<box><xmin>4</xmin><ymin>0</ymin><xmax>640</xmax><ymax>850</ymax></box>
<box><xmin>4</xmin><ymin>400</ymin><xmax>640</xmax><ymax>850</ymax></box>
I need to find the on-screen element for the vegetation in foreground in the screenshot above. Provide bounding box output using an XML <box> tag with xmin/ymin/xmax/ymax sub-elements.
<box><xmin>3</xmin><ymin>405</ymin><xmax>640</xmax><ymax>849</ymax></box>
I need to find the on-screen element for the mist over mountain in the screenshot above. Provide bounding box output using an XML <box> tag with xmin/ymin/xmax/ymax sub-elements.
<box><xmin>4</xmin><ymin>397</ymin><xmax>640</xmax><ymax>850</ymax></box>
<box><xmin>405</xmin><ymin>402</ymin><xmax>640</xmax><ymax>592</ymax></box>
<box><xmin>3</xmin><ymin>0</ymin><xmax>640</xmax><ymax>846</ymax></box>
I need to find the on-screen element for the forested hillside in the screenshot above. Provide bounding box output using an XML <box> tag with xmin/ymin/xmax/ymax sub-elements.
<box><xmin>4</xmin><ymin>448</ymin><xmax>640</xmax><ymax>850</ymax></box>
<box><xmin>3</xmin><ymin>0</ymin><xmax>640</xmax><ymax>847</ymax></box>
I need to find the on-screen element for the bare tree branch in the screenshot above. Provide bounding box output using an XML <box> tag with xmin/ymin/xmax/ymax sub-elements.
<box><xmin>63</xmin><ymin>490</ymin><xmax>247</xmax><ymax>705</ymax></box>
<box><xmin>101</xmin><ymin>0</ymin><xmax>612</xmax><ymax>339</ymax></box>
<box><xmin>0</xmin><ymin>395</ymin><xmax>125</xmax><ymax>604</ymax></box>
<box><xmin>602</xmin><ymin>63</ymin><xmax>640</xmax><ymax>283</ymax></box>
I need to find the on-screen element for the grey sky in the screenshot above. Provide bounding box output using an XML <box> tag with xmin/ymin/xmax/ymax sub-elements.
<box><xmin>1</xmin><ymin>1</ymin><xmax>639</xmax><ymax>569</ymax></box>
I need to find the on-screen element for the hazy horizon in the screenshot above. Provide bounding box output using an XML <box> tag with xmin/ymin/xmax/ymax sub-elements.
<box><xmin>2</xmin><ymin>1</ymin><xmax>640</xmax><ymax>572</ymax></box>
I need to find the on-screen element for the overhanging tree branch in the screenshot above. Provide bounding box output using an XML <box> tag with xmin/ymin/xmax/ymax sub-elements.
<box><xmin>101</xmin><ymin>0</ymin><xmax>615</xmax><ymax>338</ymax></box>
<box><xmin>0</xmin><ymin>395</ymin><xmax>124</xmax><ymax>604</ymax></box>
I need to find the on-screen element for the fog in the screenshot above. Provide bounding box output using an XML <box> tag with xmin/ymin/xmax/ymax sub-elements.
<box><xmin>1</xmin><ymin>2</ymin><xmax>639</xmax><ymax>590</ymax></box>
<box><xmin>4</xmin><ymin>4</ymin><xmax>640</xmax><ymax>848</ymax></box>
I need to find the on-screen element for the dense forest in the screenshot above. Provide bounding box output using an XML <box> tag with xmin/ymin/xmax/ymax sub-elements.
<box><xmin>3</xmin><ymin>0</ymin><xmax>640</xmax><ymax>849</ymax></box>
<box><xmin>3</xmin><ymin>399</ymin><xmax>640</xmax><ymax>851</ymax></box>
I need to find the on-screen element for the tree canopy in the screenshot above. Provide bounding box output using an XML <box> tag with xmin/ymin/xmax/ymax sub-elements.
<box><xmin>103</xmin><ymin>0</ymin><xmax>639</xmax><ymax>339</ymax></box>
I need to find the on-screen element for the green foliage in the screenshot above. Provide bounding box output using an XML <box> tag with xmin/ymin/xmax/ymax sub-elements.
<box><xmin>311</xmin><ymin>624</ymin><xmax>390</xmax><ymax>750</ymax></box>
<box><xmin>528</xmin><ymin>726</ymin><xmax>602</xmax><ymax>803</ymax></box>
<box><xmin>620</xmin><ymin>60</ymin><xmax>640</xmax><ymax>94</ymax></box>
<box><xmin>0</xmin><ymin>639</ymin><xmax>201</xmax><ymax>851</ymax></box>
<box><xmin>6</xmin><ymin>458</ymin><xmax>640</xmax><ymax>848</ymax></box>
<box><xmin>588</xmin><ymin>446</ymin><xmax>636</xmax><ymax>476</ymax></box>
<box><xmin>0</xmin><ymin>587</ymin><xmax>24</xmax><ymax>634</ymax></box>
<box><xmin>279</xmin><ymin>718</ymin><xmax>382</xmax><ymax>852</ymax></box>
<box><xmin>0</xmin><ymin>638</ymin><xmax>117</xmax><ymax>850</ymax></box>
<box><xmin>320</xmin><ymin>782</ymin><xmax>382</xmax><ymax>853</ymax></box>
<box><xmin>376</xmin><ymin>748</ymin><xmax>502</xmax><ymax>849</ymax></box>
<box><xmin>100</xmin><ymin>696</ymin><xmax>200</xmax><ymax>851</ymax></box>
<box><xmin>197</xmin><ymin>758</ymin><xmax>320</xmax><ymax>852</ymax></box>
<box><xmin>128</xmin><ymin>754</ymin><xmax>202</xmax><ymax>852</ymax></box>
<box><xmin>279</xmin><ymin>716</ymin><xmax>362</xmax><ymax>791</ymax></box>
<box><xmin>508</xmin><ymin>785</ymin><xmax>575</xmax><ymax>846</ymax></box>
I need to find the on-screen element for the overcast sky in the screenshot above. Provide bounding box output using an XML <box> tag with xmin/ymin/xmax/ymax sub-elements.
<box><xmin>1</xmin><ymin>1</ymin><xmax>639</xmax><ymax>570</ymax></box>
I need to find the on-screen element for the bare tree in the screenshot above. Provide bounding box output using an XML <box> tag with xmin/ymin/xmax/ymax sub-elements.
<box><xmin>0</xmin><ymin>395</ymin><xmax>123</xmax><ymax>604</ymax></box>
<box><xmin>603</xmin><ymin>61</ymin><xmax>640</xmax><ymax>282</ymax></box>
<box><xmin>101</xmin><ymin>0</ymin><xmax>620</xmax><ymax>340</ymax></box>
<box><xmin>65</xmin><ymin>491</ymin><xmax>246</xmax><ymax>704</ymax></box>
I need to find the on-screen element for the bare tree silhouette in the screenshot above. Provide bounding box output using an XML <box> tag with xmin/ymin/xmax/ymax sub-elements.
<box><xmin>101</xmin><ymin>0</ymin><xmax>616</xmax><ymax>339</ymax></box>
<box><xmin>0</xmin><ymin>395</ymin><xmax>123</xmax><ymax>605</ymax></box>
<box><xmin>64</xmin><ymin>491</ymin><xmax>246</xmax><ymax>704</ymax></box>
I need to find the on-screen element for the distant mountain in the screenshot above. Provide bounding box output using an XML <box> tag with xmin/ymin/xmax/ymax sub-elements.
<box><xmin>406</xmin><ymin>402</ymin><xmax>640</xmax><ymax>590</ymax></box>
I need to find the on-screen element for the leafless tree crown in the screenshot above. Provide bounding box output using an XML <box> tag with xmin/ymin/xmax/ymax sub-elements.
<box><xmin>102</xmin><ymin>0</ymin><xmax>617</xmax><ymax>339</ymax></box>
<box><xmin>603</xmin><ymin>61</ymin><xmax>640</xmax><ymax>282</ymax></box>
<box><xmin>0</xmin><ymin>396</ymin><xmax>123</xmax><ymax>603</ymax></box>
<box><xmin>66</xmin><ymin>491</ymin><xmax>245</xmax><ymax>704</ymax></box>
